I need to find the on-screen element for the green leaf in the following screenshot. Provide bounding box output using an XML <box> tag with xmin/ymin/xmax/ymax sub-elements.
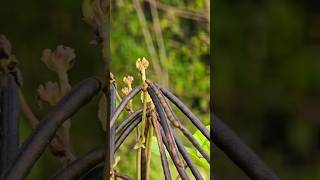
<box><xmin>151</xmin><ymin>136</ymin><xmax>170</xmax><ymax>157</ymax></box>
<box><xmin>193</xmin><ymin>125</ymin><xmax>210</xmax><ymax>155</ymax></box>
<box><xmin>185</xmin><ymin>146</ymin><xmax>209</xmax><ymax>170</ymax></box>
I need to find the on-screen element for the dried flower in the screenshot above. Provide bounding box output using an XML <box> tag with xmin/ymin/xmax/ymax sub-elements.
<box><xmin>136</xmin><ymin>57</ymin><xmax>149</xmax><ymax>83</ymax></box>
<box><xmin>0</xmin><ymin>34</ymin><xmax>12</xmax><ymax>59</ymax></box>
<box><xmin>135</xmin><ymin>57</ymin><xmax>149</xmax><ymax>71</ymax></box>
<box><xmin>41</xmin><ymin>45</ymin><xmax>76</xmax><ymax>74</ymax></box>
<box><xmin>123</xmin><ymin>76</ymin><xmax>134</xmax><ymax>86</ymax></box>
<box><xmin>121</xmin><ymin>87</ymin><xmax>130</xmax><ymax>96</ymax></box>
<box><xmin>37</xmin><ymin>81</ymin><xmax>61</xmax><ymax>106</ymax></box>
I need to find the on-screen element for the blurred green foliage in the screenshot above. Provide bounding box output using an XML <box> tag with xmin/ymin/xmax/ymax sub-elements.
<box><xmin>214</xmin><ymin>0</ymin><xmax>320</xmax><ymax>179</ymax></box>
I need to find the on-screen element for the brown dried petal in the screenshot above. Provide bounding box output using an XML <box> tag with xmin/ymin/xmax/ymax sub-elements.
<box><xmin>123</xmin><ymin>76</ymin><xmax>134</xmax><ymax>85</ymax></box>
<box><xmin>41</xmin><ymin>45</ymin><xmax>76</xmax><ymax>73</ymax></box>
<box><xmin>0</xmin><ymin>34</ymin><xmax>12</xmax><ymax>59</ymax></box>
<box><xmin>37</xmin><ymin>81</ymin><xmax>61</xmax><ymax>106</ymax></box>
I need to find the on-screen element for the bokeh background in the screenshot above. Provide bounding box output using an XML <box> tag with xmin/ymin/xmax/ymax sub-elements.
<box><xmin>0</xmin><ymin>0</ymin><xmax>209</xmax><ymax>179</ymax></box>
<box><xmin>213</xmin><ymin>0</ymin><xmax>320</xmax><ymax>179</ymax></box>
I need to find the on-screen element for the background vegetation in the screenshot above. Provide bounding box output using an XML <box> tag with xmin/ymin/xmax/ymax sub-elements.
<box><xmin>213</xmin><ymin>0</ymin><xmax>320</xmax><ymax>179</ymax></box>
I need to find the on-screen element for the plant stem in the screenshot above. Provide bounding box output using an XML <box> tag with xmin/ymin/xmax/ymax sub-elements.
<box><xmin>150</xmin><ymin>110</ymin><xmax>171</xmax><ymax>180</ymax></box>
<box><xmin>19</xmin><ymin>89</ymin><xmax>76</xmax><ymax>163</ymax></box>
<box><xmin>145</xmin><ymin>112</ymin><xmax>153</xmax><ymax>179</ymax></box>
<box><xmin>137</xmin><ymin>90</ymin><xmax>147</xmax><ymax>180</ymax></box>
<box><xmin>110</xmin><ymin>86</ymin><xmax>141</xmax><ymax>127</ymax></box>
<box><xmin>147</xmin><ymin>87</ymin><xmax>189</xmax><ymax>180</ymax></box>
<box><xmin>146</xmin><ymin>81</ymin><xmax>209</xmax><ymax>162</ymax></box>
<box><xmin>158</xmin><ymin>85</ymin><xmax>210</xmax><ymax>140</ymax></box>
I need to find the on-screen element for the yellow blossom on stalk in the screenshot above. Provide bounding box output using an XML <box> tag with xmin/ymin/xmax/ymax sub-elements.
<box><xmin>136</xmin><ymin>57</ymin><xmax>149</xmax><ymax>82</ymax></box>
<box><xmin>123</xmin><ymin>76</ymin><xmax>134</xmax><ymax>90</ymax></box>
<box><xmin>135</xmin><ymin>57</ymin><xmax>154</xmax><ymax>107</ymax></box>
<box><xmin>121</xmin><ymin>87</ymin><xmax>130</xmax><ymax>96</ymax></box>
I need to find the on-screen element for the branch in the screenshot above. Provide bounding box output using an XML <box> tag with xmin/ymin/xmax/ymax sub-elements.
<box><xmin>1</xmin><ymin>77</ymin><xmax>103</xmax><ymax>180</ymax></box>
<box><xmin>158</xmin><ymin>85</ymin><xmax>210</xmax><ymax>140</ymax></box>
<box><xmin>150</xmin><ymin>110</ymin><xmax>172</xmax><ymax>180</ymax></box>
<box><xmin>147</xmin><ymin>87</ymin><xmax>189</xmax><ymax>180</ymax></box>
<box><xmin>51</xmin><ymin>115</ymin><xmax>143</xmax><ymax>180</ymax></box>
<box><xmin>19</xmin><ymin>89</ymin><xmax>75</xmax><ymax>163</ymax></box>
<box><xmin>110</xmin><ymin>86</ymin><xmax>141</xmax><ymax>127</ymax></box>
<box><xmin>147</xmin><ymin>80</ymin><xmax>209</xmax><ymax>162</ymax></box>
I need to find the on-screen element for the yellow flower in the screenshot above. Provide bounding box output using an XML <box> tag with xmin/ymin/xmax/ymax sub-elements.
<box><xmin>135</xmin><ymin>57</ymin><xmax>149</xmax><ymax>70</ymax></box>
<box><xmin>123</xmin><ymin>76</ymin><xmax>134</xmax><ymax>86</ymax></box>
<box><xmin>121</xmin><ymin>87</ymin><xmax>130</xmax><ymax>96</ymax></box>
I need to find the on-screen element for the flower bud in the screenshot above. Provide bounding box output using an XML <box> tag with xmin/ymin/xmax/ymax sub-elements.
<box><xmin>136</xmin><ymin>57</ymin><xmax>149</xmax><ymax>71</ymax></box>
<box><xmin>41</xmin><ymin>45</ymin><xmax>76</xmax><ymax>74</ymax></box>
<box><xmin>121</xmin><ymin>87</ymin><xmax>130</xmax><ymax>96</ymax></box>
<box><xmin>123</xmin><ymin>76</ymin><xmax>134</xmax><ymax>86</ymax></box>
<box><xmin>37</xmin><ymin>81</ymin><xmax>61</xmax><ymax>106</ymax></box>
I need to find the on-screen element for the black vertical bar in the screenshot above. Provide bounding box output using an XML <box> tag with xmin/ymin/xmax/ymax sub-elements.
<box><xmin>102</xmin><ymin>0</ymin><xmax>111</xmax><ymax>179</ymax></box>
<box><xmin>0</xmin><ymin>74</ymin><xmax>20</xmax><ymax>175</ymax></box>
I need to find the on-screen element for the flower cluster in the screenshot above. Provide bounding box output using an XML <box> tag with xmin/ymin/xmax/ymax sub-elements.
<box><xmin>41</xmin><ymin>45</ymin><xmax>76</xmax><ymax>75</ymax></box>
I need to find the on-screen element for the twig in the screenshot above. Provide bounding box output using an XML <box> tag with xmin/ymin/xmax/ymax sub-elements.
<box><xmin>51</xmin><ymin>116</ymin><xmax>142</xmax><ymax>180</ymax></box>
<box><xmin>172</xmin><ymin>131</ymin><xmax>203</xmax><ymax>180</ymax></box>
<box><xmin>147</xmin><ymin>80</ymin><xmax>209</xmax><ymax>162</ymax></box>
<box><xmin>116</xmin><ymin>109</ymin><xmax>143</xmax><ymax>134</ymax></box>
<box><xmin>147</xmin><ymin>87</ymin><xmax>189</xmax><ymax>180</ymax></box>
<box><xmin>110</xmin><ymin>86</ymin><xmax>141</xmax><ymax>127</ymax></box>
<box><xmin>150</xmin><ymin>110</ymin><xmax>172</xmax><ymax>180</ymax></box>
<box><xmin>115</xmin><ymin>116</ymin><xmax>142</xmax><ymax>152</ymax></box>
<box><xmin>158</xmin><ymin>85</ymin><xmax>210</xmax><ymax>140</ymax></box>
<box><xmin>19</xmin><ymin>89</ymin><xmax>76</xmax><ymax>163</ymax></box>
<box><xmin>1</xmin><ymin>78</ymin><xmax>102</xmax><ymax>180</ymax></box>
